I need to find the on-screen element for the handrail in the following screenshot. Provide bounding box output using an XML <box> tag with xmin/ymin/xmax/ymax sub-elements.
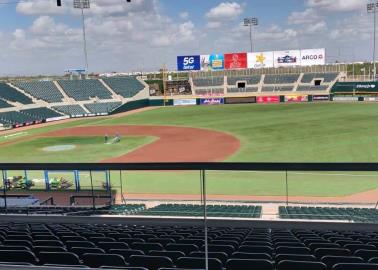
<box><xmin>39</xmin><ymin>196</ymin><xmax>54</xmax><ymax>206</ymax></box>
<box><xmin>1</xmin><ymin>162</ymin><xmax>378</xmax><ymax>171</ymax></box>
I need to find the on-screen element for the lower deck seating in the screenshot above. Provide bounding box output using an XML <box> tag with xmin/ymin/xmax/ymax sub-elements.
<box><xmin>0</xmin><ymin>99</ymin><xmax>13</xmax><ymax>109</ymax></box>
<box><xmin>0</xmin><ymin>111</ymin><xmax>36</xmax><ymax>125</ymax></box>
<box><xmin>227</xmin><ymin>87</ymin><xmax>258</xmax><ymax>93</ymax></box>
<box><xmin>279</xmin><ymin>206</ymin><xmax>378</xmax><ymax>222</ymax></box>
<box><xmin>84</xmin><ymin>102</ymin><xmax>121</xmax><ymax>114</ymax></box>
<box><xmin>297</xmin><ymin>85</ymin><xmax>329</xmax><ymax>91</ymax></box>
<box><xmin>195</xmin><ymin>88</ymin><xmax>224</xmax><ymax>95</ymax></box>
<box><xmin>0</xmin><ymin>222</ymin><xmax>376</xmax><ymax>269</ymax></box>
<box><xmin>52</xmin><ymin>105</ymin><xmax>87</xmax><ymax>116</ymax></box>
<box><xmin>139</xmin><ymin>204</ymin><xmax>262</xmax><ymax>218</ymax></box>
<box><xmin>20</xmin><ymin>108</ymin><xmax>62</xmax><ymax>120</ymax></box>
<box><xmin>262</xmin><ymin>85</ymin><xmax>294</xmax><ymax>92</ymax></box>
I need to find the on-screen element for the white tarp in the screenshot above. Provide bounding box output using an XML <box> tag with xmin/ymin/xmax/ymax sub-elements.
<box><xmin>300</xmin><ymin>48</ymin><xmax>326</xmax><ymax>66</ymax></box>
<box><xmin>247</xmin><ymin>51</ymin><xmax>274</xmax><ymax>69</ymax></box>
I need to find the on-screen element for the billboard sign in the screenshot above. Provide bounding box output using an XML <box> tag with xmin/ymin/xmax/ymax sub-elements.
<box><xmin>224</xmin><ymin>52</ymin><xmax>247</xmax><ymax>69</ymax></box>
<box><xmin>201</xmin><ymin>54</ymin><xmax>224</xmax><ymax>71</ymax></box>
<box><xmin>200</xmin><ymin>98</ymin><xmax>224</xmax><ymax>105</ymax></box>
<box><xmin>301</xmin><ymin>48</ymin><xmax>325</xmax><ymax>66</ymax></box>
<box><xmin>177</xmin><ymin>55</ymin><xmax>201</xmax><ymax>71</ymax></box>
<box><xmin>285</xmin><ymin>95</ymin><xmax>308</xmax><ymax>102</ymax></box>
<box><xmin>247</xmin><ymin>51</ymin><xmax>274</xmax><ymax>69</ymax></box>
<box><xmin>333</xmin><ymin>96</ymin><xmax>359</xmax><ymax>101</ymax></box>
<box><xmin>173</xmin><ymin>99</ymin><xmax>197</xmax><ymax>106</ymax></box>
<box><xmin>274</xmin><ymin>50</ymin><xmax>301</xmax><ymax>67</ymax></box>
<box><xmin>257</xmin><ymin>96</ymin><xmax>280</xmax><ymax>103</ymax></box>
<box><xmin>312</xmin><ymin>95</ymin><xmax>330</xmax><ymax>101</ymax></box>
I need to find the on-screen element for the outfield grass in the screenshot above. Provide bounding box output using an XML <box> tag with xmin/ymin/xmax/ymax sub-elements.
<box><xmin>2</xmin><ymin>103</ymin><xmax>378</xmax><ymax>199</ymax></box>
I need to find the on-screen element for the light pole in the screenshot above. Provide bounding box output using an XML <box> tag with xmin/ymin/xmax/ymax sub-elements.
<box><xmin>367</xmin><ymin>2</ymin><xmax>378</xmax><ymax>81</ymax></box>
<box><xmin>74</xmin><ymin>0</ymin><xmax>90</xmax><ymax>78</ymax></box>
<box><xmin>244</xmin><ymin>17</ymin><xmax>258</xmax><ymax>52</ymax></box>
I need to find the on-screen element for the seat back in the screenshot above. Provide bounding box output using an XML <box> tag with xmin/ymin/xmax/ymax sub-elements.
<box><xmin>226</xmin><ymin>259</ymin><xmax>273</xmax><ymax>270</ymax></box>
<box><xmin>39</xmin><ymin>251</ymin><xmax>81</xmax><ymax>265</ymax></box>
<box><xmin>82</xmin><ymin>253</ymin><xmax>127</xmax><ymax>268</ymax></box>
<box><xmin>277</xmin><ymin>260</ymin><xmax>327</xmax><ymax>270</ymax></box>
<box><xmin>129</xmin><ymin>255</ymin><xmax>173</xmax><ymax>270</ymax></box>
<box><xmin>333</xmin><ymin>263</ymin><xmax>378</xmax><ymax>270</ymax></box>
<box><xmin>177</xmin><ymin>257</ymin><xmax>223</xmax><ymax>270</ymax></box>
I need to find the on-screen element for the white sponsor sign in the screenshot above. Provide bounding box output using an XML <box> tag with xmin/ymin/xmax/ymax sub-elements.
<box><xmin>274</xmin><ymin>50</ymin><xmax>301</xmax><ymax>67</ymax></box>
<box><xmin>333</xmin><ymin>97</ymin><xmax>359</xmax><ymax>101</ymax></box>
<box><xmin>364</xmin><ymin>97</ymin><xmax>378</xmax><ymax>101</ymax></box>
<box><xmin>173</xmin><ymin>99</ymin><xmax>197</xmax><ymax>106</ymax></box>
<box><xmin>46</xmin><ymin>115</ymin><xmax>70</xmax><ymax>123</ymax></box>
<box><xmin>200</xmin><ymin>55</ymin><xmax>211</xmax><ymax>71</ymax></box>
<box><xmin>300</xmin><ymin>48</ymin><xmax>325</xmax><ymax>66</ymax></box>
<box><xmin>247</xmin><ymin>51</ymin><xmax>274</xmax><ymax>69</ymax></box>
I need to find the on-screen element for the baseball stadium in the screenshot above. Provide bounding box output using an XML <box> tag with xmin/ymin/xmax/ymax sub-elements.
<box><xmin>0</xmin><ymin>0</ymin><xmax>378</xmax><ymax>270</ymax></box>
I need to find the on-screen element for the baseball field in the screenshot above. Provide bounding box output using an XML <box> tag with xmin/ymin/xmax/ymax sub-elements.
<box><xmin>2</xmin><ymin>102</ymin><xmax>378</xmax><ymax>203</ymax></box>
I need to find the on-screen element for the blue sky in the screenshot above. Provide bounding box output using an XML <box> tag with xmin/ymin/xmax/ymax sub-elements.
<box><xmin>0</xmin><ymin>0</ymin><xmax>373</xmax><ymax>75</ymax></box>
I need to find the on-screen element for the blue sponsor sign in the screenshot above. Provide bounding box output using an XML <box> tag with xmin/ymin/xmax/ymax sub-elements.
<box><xmin>177</xmin><ymin>55</ymin><xmax>201</xmax><ymax>71</ymax></box>
<box><xmin>200</xmin><ymin>98</ymin><xmax>224</xmax><ymax>105</ymax></box>
<box><xmin>209</xmin><ymin>54</ymin><xmax>224</xmax><ymax>70</ymax></box>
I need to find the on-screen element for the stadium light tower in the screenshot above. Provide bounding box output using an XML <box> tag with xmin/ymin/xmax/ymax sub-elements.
<box><xmin>244</xmin><ymin>17</ymin><xmax>258</xmax><ymax>52</ymax></box>
<box><xmin>74</xmin><ymin>0</ymin><xmax>90</xmax><ymax>78</ymax></box>
<box><xmin>367</xmin><ymin>2</ymin><xmax>378</xmax><ymax>80</ymax></box>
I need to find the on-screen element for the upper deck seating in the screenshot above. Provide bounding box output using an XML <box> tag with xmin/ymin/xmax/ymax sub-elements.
<box><xmin>58</xmin><ymin>80</ymin><xmax>112</xmax><ymax>101</ymax></box>
<box><xmin>193</xmin><ymin>77</ymin><xmax>224</xmax><ymax>87</ymax></box>
<box><xmin>264</xmin><ymin>74</ymin><xmax>300</xmax><ymax>84</ymax></box>
<box><xmin>14</xmin><ymin>81</ymin><xmax>63</xmax><ymax>103</ymax></box>
<box><xmin>0</xmin><ymin>83</ymin><xmax>33</xmax><ymax>104</ymax></box>
<box><xmin>227</xmin><ymin>76</ymin><xmax>261</xmax><ymax>86</ymax></box>
<box><xmin>102</xmin><ymin>77</ymin><xmax>145</xmax><ymax>98</ymax></box>
<box><xmin>301</xmin><ymin>73</ymin><xmax>339</xmax><ymax>83</ymax></box>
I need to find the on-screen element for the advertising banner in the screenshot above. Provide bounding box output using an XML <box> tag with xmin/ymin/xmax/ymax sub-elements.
<box><xmin>257</xmin><ymin>96</ymin><xmax>280</xmax><ymax>103</ymax></box>
<box><xmin>224</xmin><ymin>52</ymin><xmax>247</xmax><ymax>69</ymax></box>
<box><xmin>333</xmin><ymin>96</ymin><xmax>359</xmax><ymax>101</ymax></box>
<box><xmin>247</xmin><ymin>51</ymin><xmax>274</xmax><ymax>69</ymax></box>
<box><xmin>355</xmin><ymin>82</ymin><xmax>378</xmax><ymax>91</ymax></box>
<box><xmin>312</xmin><ymin>95</ymin><xmax>330</xmax><ymax>101</ymax></box>
<box><xmin>285</xmin><ymin>95</ymin><xmax>308</xmax><ymax>102</ymax></box>
<box><xmin>300</xmin><ymin>48</ymin><xmax>325</xmax><ymax>66</ymax></box>
<box><xmin>200</xmin><ymin>98</ymin><xmax>224</xmax><ymax>105</ymax></box>
<box><xmin>225</xmin><ymin>97</ymin><xmax>257</xmax><ymax>104</ymax></box>
<box><xmin>200</xmin><ymin>54</ymin><xmax>224</xmax><ymax>71</ymax></box>
<box><xmin>173</xmin><ymin>99</ymin><xmax>197</xmax><ymax>106</ymax></box>
<box><xmin>177</xmin><ymin>55</ymin><xmax>201</xmax><ymax>71</ymax></box>
<box><xmin>274</xmin><ymin>50</ymin><xmax>301</xmax><ymax>67</ymax></box>
<box><xmin>364</xmin><ymin>97</ymin><xmax>378</xmax><ymax>102</ymax></box>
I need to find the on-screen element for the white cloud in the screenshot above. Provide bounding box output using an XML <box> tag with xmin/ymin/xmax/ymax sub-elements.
<box><xmin>288</xmin><ymin>8</ymin><xmax>320</xmax><ymax>25</ymax></box>
<box><xmin>206</xmin><ymin>21</ymin><xmax>222</xmax><ymax>29</ymax></box>
<box><xmin>206</xmin><ymin>2</ymin><xmax>243</xmax><ymax>20</ymax></box>
<box><xmin>307</xmin><ymin>21</ymin><xmax>327</xmax><ymax>33</ymax></box>
<box><xmin>307</xmin><ymin>0</ymin><xmax>368</xmax><ymax>12</ymax></box>
<box><xmin>179</xmin><ymin>12</ymin><xmax>189</xmax><ymax>20</ymax></box>
<box><xmin>16</xmin><ymin>0</ymin><xmax>67</xmax><ymax>15</ymax></box>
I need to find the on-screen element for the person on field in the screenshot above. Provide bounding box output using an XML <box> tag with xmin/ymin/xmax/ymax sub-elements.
<box><xmin>104</xmin><ymin>133</ymin><xmax>108</xmax><ymax>144</ymax></box>
<box><xmin>115</xmin><ymin>133</ymin><xmax>121</xmax><ymax>143</ymax></box>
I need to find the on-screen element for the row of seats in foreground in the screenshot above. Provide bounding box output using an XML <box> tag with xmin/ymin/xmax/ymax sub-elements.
<box><xmin>0</xmin><ymin>222</ymin><xmax>377</xmax><ymax>269</ymax></box>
